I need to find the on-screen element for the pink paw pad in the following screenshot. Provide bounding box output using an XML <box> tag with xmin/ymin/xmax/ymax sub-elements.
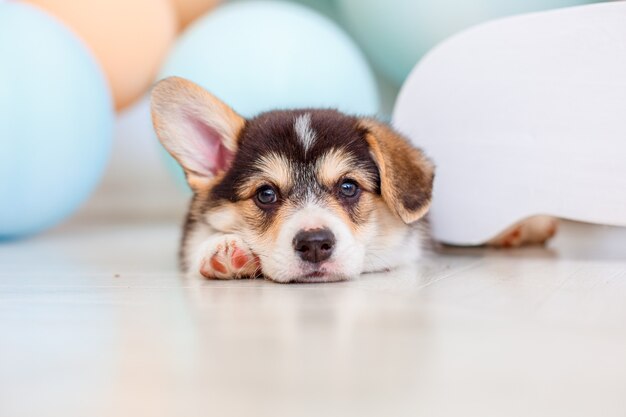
<box><xmin>231</xmin><ymin>246</ymin><xmax>250</xmax><ymax>269</ymax></box>
<box><xmin>209</xmin><ymin>256</ymin><xmax>227</xmax><ymax>274</ymax></box>
<box><xmin>199</xmin><ymin>238</ymin><xmax>260</xmax><ymax>279</ymax></box>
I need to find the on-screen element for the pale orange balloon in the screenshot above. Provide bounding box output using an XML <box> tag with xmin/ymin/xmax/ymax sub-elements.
<box><xmin>170</xmin><ymin>0</ymin><xmax>221</xmax><ymax>29</ymax></box>
<box><xmin>26</xmin><ymin>0</ymin><xmax>177</xmax><ymax>110</ymax></box>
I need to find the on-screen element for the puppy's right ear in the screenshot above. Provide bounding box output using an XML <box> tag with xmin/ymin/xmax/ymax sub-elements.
<box><xmin>151</xmin><ymin>77</ymin><xmax>245</xmax><ymax>190</ymax></box>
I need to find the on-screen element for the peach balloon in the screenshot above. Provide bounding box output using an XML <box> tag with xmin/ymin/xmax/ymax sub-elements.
<box><xmin>170</xmin><ymin>0</ymin><xmax>221</xmax><ymax>29</ymax></box>
<box><xmin>26</xmin><ymin>0</ymin><xmax>177</xmax><ymax>110</ymax></box>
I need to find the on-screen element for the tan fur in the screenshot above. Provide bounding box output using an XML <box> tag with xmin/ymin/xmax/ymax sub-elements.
<box><xmin>235</xmin><ymin>152</ymin><xmax>293</xmax><ymax>198</ymax></box>
<box><xmin>258</xmin><ymin>200</ymin><xmax>297</xmax><ymax>244</ymax></box>
<box><xmin>327</xmin><ymin>192</ymin><xmax>376</xmax><ymax>235</ymax></box>
<box><xmin>316</xmin><ymin>149</ymin><xmax>378</xmax><ymax>192</ymax></box>
<box><xmin>360</xmin><ymin>119</ymin><xmax>435</xmax><ymax>224</ymax></box>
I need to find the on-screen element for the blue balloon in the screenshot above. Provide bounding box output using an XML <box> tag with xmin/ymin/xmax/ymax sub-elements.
<box><xmin>0</xmin><ymin>3</ymin><xmax>113</xmax><ymax>239</ymax></box>
<box><xmin>159</xmin><ymin>1</ymin><xmax>380</xmax><ymax>118</ymax></box>
<box><xmin>337</xmin><ymin>0</ymin><xmax>597</xmax><ymax>86</ymax></box>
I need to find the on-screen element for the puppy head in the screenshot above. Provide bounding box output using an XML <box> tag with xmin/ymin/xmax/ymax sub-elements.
<box><xmin>152</xmin><ymin>77</ymin><xmax>434</xmax><ymax>282</ymax></box>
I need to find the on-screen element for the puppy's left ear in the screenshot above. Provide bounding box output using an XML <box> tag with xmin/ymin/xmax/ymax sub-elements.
<box><xmin>360</xmin><ymin>119</ymin><xmax>435</xmax><ymax>224</ymax></box>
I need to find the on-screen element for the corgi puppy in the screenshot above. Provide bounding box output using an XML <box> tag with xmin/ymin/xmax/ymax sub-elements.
<box><xmin>151</xmin><ymin>77</ymin><xmax>434</xmax><ymax>283</ymax></box>
<box><xmin>151</xmin><ymin>77</ymin><xmax>557</xmax><ymax>283</ymax></box>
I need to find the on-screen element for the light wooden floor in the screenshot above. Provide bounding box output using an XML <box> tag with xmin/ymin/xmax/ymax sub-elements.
<box><xmin>1</xmin><ymin>217</ymin><xmax>625</xmax><ymax>417</ymax></box>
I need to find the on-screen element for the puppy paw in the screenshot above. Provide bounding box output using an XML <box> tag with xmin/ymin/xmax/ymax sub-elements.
<box><xmin>199</xmin><ymin>235</ymin><xmax>261</xmax><ymax>279</ymax></box>
<box><xmin>488</xmin><ymin>215</ymin><xmax>558</xmax><ymax>248</ymax></box>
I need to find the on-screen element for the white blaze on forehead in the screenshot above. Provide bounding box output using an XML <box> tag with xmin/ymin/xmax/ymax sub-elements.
<box><xmin>294</xmin><ymin>113</ymin><xmax>316</xmax><ymax>152</ymax></box>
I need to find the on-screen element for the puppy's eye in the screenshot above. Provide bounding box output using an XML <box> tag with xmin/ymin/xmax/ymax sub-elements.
<box><xmin>255</xmin><ymin>185</ymin><xmax>278</xmax><ymax>207</ymax></box>
<box><xmin>338</xmin><ymin>180</ymin><xmax>360</xmax><ymax>199</ymax></box>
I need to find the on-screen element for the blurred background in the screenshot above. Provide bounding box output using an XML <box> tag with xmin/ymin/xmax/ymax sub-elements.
<box><xmin>3</xmin><ymin>4</ymin><xmax>626</xmax><ymax>417</ymax></box>
<box><xmin>0</xmin><ymin>0</ymin><xmax>607</xmax><ymax>239</ymax></box>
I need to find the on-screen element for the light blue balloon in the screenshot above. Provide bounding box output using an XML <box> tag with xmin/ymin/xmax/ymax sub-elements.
<box><xmin>0</xmin><ymin>3</ymin><xmax>113</xmax><ymax>239</ymax></box>
<box><xmin>159</xmin><ymin>1</ymin><xmax>380</xmax><ymax>118</ymax></box>
<box><xmin>338</xmin><ymin>0</ymin><xmax>598</xmax><ymax>86</ymax></box>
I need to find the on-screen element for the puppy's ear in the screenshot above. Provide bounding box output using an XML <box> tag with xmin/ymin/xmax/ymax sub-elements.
<box><xmin>151</xmin><ymin>76</ymin><xmax>245</xmax><ymax>190</ymax></box>
<box><xmin>360</xmin><ymin>119</ymin><xmax>435</xmax><ymax>224</ymax></box>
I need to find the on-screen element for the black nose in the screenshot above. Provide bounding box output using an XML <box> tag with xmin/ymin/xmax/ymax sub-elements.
<box><xmin>293</xmin><ymin>228</ymin><xmax>335</xmax><ymax>264</ymax></box>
